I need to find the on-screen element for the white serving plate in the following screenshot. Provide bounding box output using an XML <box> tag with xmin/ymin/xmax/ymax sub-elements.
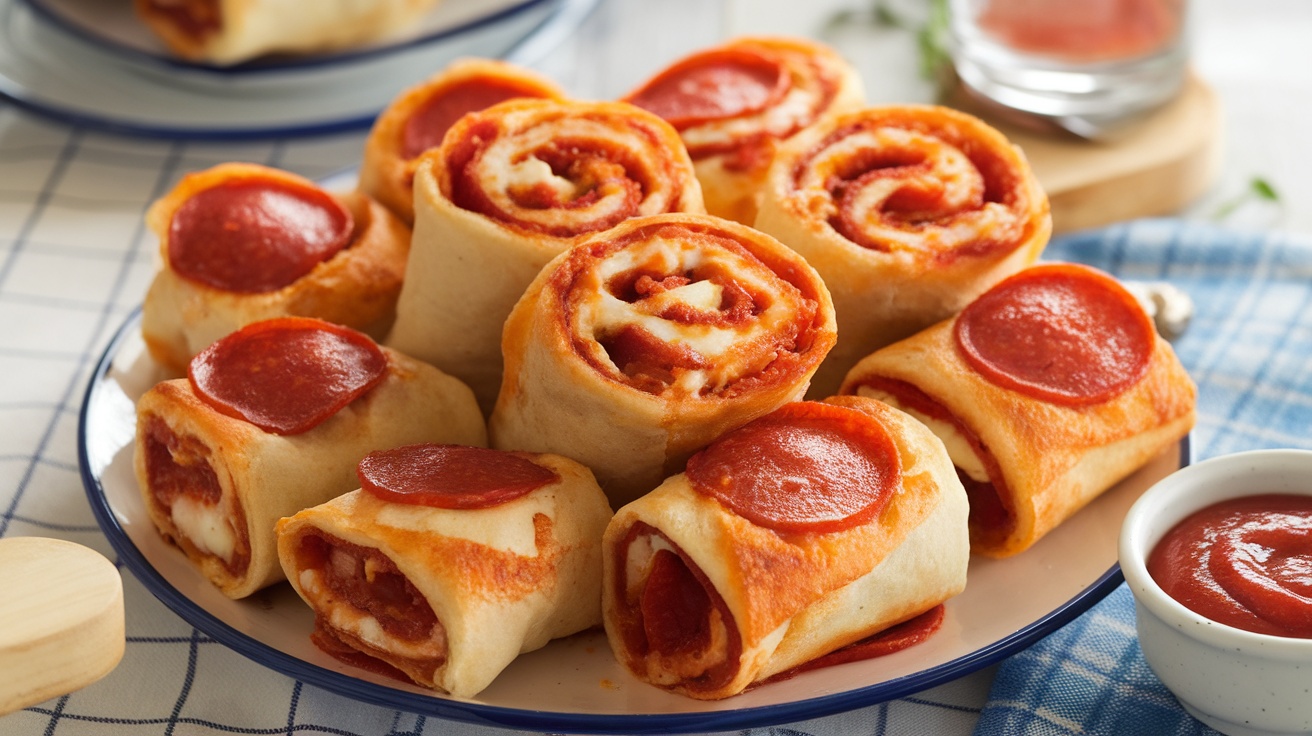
<box><xmin>78</xmin><ymin>308</ymin><xmax>1189</xmax><ymax>734</ymax></box>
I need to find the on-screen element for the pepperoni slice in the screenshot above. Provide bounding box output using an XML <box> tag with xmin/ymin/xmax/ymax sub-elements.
<box><xmin>358</xmin><ymin>444</ymin><xmax>560</xmax><ymax>510</ymax></box>
<box><xmin>189</xmin><ymin>317</ymin><xmax>387</xmax><ymax>435</ymax></box>
<box><xmin>168</xmin><ymin>177</ymin><xmax>354</xmax><ymax>294</ymax></box>
<box><xmin>625</xmin><ymin>48</ymin><xmax>787</xmax><ymax>129</ymax></box>
<box><xmin>401</xmin><ymin>79</ymin><xmax>550</xmax><ymax>159</ymax></box>
<box><xmin>686</xmin><ymin>401</ymin><xmax>900</xmax><ymax>534</ymax></box>
<box><xmin>954</xmin><ymin>263</ymin><xmax>1155</xmax><ymax>406</ymax></box>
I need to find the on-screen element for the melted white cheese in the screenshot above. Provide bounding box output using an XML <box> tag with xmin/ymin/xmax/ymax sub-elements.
<box><xmin>858</xmin><ymin>386</ymin><xmax>990</xmax><ymax>482</ymax></box>
<box><xmin>170</xmin><ymin>495</ymin><xmax>236</xmax><ymax>564</ymax></box>
<box><xmin>574</xmin><ymin>235</ymin><xmax>801</xmax><ymax>393</ymax></box>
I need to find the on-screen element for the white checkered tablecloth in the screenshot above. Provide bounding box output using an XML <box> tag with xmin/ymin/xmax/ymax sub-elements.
<box><xmin>1</xmin><ymin>1</ymin><xmax>1311</xmax><ymax>734</ymax></box>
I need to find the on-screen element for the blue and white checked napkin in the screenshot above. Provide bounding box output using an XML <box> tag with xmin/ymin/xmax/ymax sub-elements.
<box><xmin>974</xmin><ymin>219</ymin><xmax>1312</xmax><ymax>736</ymax></box>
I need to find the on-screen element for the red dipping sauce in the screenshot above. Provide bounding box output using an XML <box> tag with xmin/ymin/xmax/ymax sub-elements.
<box><xmin>1147</xmin><ymin>493</ymin><xmax>1312</xmax><ymax>639</ymax></box>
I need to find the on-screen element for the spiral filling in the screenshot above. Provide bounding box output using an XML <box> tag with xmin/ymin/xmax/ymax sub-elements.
<box><xmin>563</xmin><ymin>224</ymin><xmax>819</xmax><ymax>395</ymax></box>
<box><xmin>794</xmin><ymin>121</ymin><xmax>1027</xmax><ymax>255</ymax></box>
<box><xmin>445</xmin><ymin>110</ymin><xmax>688</xmax><ymax>237</ymax></box>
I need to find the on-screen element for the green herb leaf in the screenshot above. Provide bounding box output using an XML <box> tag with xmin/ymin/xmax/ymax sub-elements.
<box><xmin>1213</xmin><ymin>176</ymin><xmax>1283</xmax><ymax>220</ymax></box>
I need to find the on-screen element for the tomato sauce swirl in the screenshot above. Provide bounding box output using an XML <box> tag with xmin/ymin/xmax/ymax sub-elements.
<box><xmin>1149</xmin><ymin>494</ymin><xmax>1312</xmax><ymax>638</ymax></box>
<box><xmin>439</xmin><ymin>99</ymin><xmax>692</xmax><ymax>238</ymax></box>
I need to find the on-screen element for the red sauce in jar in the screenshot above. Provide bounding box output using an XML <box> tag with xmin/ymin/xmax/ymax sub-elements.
<box><xmin>1147</xmin><ymin>493</ymin><xmax>1312</xmax><ymax>638</ymax></box>
<box><xmin>975</xmin><ymin>0</ymin><xmax>1183</xmax><ymax>63</ymax></box>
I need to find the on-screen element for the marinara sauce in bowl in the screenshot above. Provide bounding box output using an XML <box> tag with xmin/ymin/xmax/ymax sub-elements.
<box><xmin>1119</xmin><ymin>449</ymin><xmax>1312</xmax><ymax>736</ymax></box>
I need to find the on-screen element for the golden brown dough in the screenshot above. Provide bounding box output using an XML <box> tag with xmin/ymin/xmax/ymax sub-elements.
<box><xmin>358</xmin><ymin>58</ymin><xmax>567</xmax><ymax>225</ymax></box>
<box><xmin>489</xmin><ymin>212</ymin><xmax>836</xmax><ymax>508</ymax></box>
<box><xmin>134</xmin><ymin>0</ymin><xmax>443</xmax><ymax>65</ymax></box>
<box><xmin>385</xmin><ymin>98</ymin><xmax>704</xmax><ymax>413</ymax></box>
<box><xmin>134</xmin><ymin>335</ymin><xmax>485</xmax><ymax>599</ymax></box>
<box><xmin>623</xmin><ymin>35</ymin><xmax>864</xmax><ymax>225</ymax></box>
<box><xmin>841</xmin><ymin>263</ymin><xmax>1195</xmax><ymax>557</ymax></box>
<box><xmin>601</xmin><ymin>396</ymin><xmax>969</xmax><ymax>699</ymax></box>
<box><xmin>276</xmin><ymin>451</ymin><xmax>611</xmax><ymax>698</ymax></box>
<box><xmin>141</xmin><ymin>163</ymin><xmax>409</xmax><ymax>375</ymax></box>
<box><xmin>754</xmin><ymin>104</ymin><xmax>1051</xmax><ymax>397</ymax></box>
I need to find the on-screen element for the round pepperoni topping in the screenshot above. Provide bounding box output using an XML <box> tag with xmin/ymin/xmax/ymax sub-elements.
<box><xmin>401</xmin><ymin>78</ymin><xmax>551</xmax><ymax>159</ymax></box>
<box><xmin>358</xmin><ymin>444</ymin><xmax>560</xmax><ymax>509</ymax></box>
<box><xmin>168</xmin><ymin>177</ymin><xmax>354</xmax><ymax>294</ymax></box>
<box><xmin>625</xmin><ymin>48</ymin><xmax>787</xmax><ymax>129</ymax></box>
<box><xmin>189</xmin><ymin>317</ymin><xmax>387</xmax><ymax>435</ymax></box>
<box><xmin>686</xmin><ymin>401</ymin><xmax>900</xmax><ymax>534</ymax></box>
<box><xmin>954</xmin><ymin>263</ymin><xmax>1156</xmax><ymax>406</ymax></box>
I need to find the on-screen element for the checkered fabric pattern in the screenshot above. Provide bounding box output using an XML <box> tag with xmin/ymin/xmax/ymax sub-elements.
<box><xmin>974</xmin><ymin>219</ymin><xmax>1312</xmax><ymax>736</ymax></box>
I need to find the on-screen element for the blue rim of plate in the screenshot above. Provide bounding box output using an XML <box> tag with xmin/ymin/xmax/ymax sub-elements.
<box><xmin>0</xmin><ymin>0</ymin><xmax>597</xmax><ymax>141</ymax></box>
<box><xmin>19</xmin><ymin>0</ymin><xmax>554</xmax><ymax>77</ymax></box>
<box><xmin>77</xmin><ymin>306</ymin><xmax>1193</xmax><ymax>733</ymax></box>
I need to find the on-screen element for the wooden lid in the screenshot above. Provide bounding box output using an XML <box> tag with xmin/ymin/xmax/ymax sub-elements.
<box><xmin>0</xmin><ymin>537</ymin><xmax>125</xmax><ymax>715</ymax></box>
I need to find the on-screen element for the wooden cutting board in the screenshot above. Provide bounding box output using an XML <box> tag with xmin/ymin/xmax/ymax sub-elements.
<box><xmin>953</xmin><ymin>73</ymin><xmax>1224</xmax><ymax>234</ymax></box>
<box><xmin>0</xmin><ymin>537</ymin><xmax>125</xmax><ymax>715</ymax></box>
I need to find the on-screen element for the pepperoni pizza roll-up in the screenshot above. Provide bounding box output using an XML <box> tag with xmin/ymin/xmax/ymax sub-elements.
<box><xmin>755</xmin><ymin>105</ymin><xmax>1051</xmax><ymax>397</ymax></box>
<box><xmin>358</xmin><ymin>58</ymin><xmax>567</xmax><ymax>225</ymax></box>
<box><xmin>134</xmin><ymin>318</ymin><xmax>487</xmax><ymax>599</ymax></box>
<box><xmin>141</xmin><ymin>162</ymin><xmax>410</xmax><ymax>375</ymax></box>
<box><xmin>133</xmin><ymin>0</ymin><xmax>442</xmax><ymax>65</ymax></box>
<box><xmin>602</xmin><ymin>398</ymin><xmax>969</xmax><ymax>700</ymax></box>
<box><xmin>623</xmin><ymin>35</ymin><xmax>864</xmax><ymax>225</ymax></box>
<box><xmin>386</xmin><ymin>98</ymin><xmax>705</xmax><ymax>412</ymax></box>
<box><xmin>276</xmin><ymin>445</ymin><xmax>612</xmax><ymax>698</ymax></box>
<box><xmin>841</xmin><ymin>263</ymin><xmax>1197</xmax><ymax>558</ymax></box>
<box><xmin>489</xmin><ymin>213</ymin><xmax>837</xmax><ymax>508</ymax></box>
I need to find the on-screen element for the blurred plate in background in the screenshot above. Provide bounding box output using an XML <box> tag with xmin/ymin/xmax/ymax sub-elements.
<box><xmin>0</xmin><ymin>0</ymin><xmax>598</xmax><ymax>138</ymax></box>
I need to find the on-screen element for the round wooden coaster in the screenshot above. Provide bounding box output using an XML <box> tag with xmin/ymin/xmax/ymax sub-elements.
<box><xmin>953</xmin><ymin>73</ymin><xmax>1223</xmax><ymax>234</ymax></box>
<box><xmin>0</xmin><ymin>537</ymin><xmax>125</xmax><ymax>715</ymax></box>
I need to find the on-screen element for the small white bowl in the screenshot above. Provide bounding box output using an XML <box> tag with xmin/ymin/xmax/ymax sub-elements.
<box><xmin>1119</xmin><ymin>448</ymin><xmax>1312</xmax><ymax>736</ymax></box>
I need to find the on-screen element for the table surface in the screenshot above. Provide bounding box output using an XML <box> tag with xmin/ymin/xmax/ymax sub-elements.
<box><xmin>0</xmin><ymin>0</ymin><xmax>1308</xmax><ymax>734</ymax></box>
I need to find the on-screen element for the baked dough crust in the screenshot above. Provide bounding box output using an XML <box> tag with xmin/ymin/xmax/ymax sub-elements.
<box><xmin>601</xmin><ymin>396</ymin><xmax>969</xmax><ymax>699</ymax></box>
<box><xmin>141</xmin><ymin>163</ymin><xmax>410</xmax><ymax>375</ymax></box>
<box><xmin>134</xmin><ymin>343</ymin><xmax>486</xmax><ymax>599</ymax></box>
<box><xmin>276</xmin><ymin>453</ymin><xmax>612</xmax><ymax>698</ymax></box>
<box><xmin>134</xmin><ymin>0</ymin><xmax>443</xmax><ymax>65</ymax></box>
<box><xmin>358</xmin><ymin>58</ymin><xmax>566</xmax><ymax>225</ymax></box>
<box><xmin>841</xmin><ymin>293</ymin><xmax>1196</xmax><ymax>557</ymax></box>
<box><xmin>755</xmin><ymin>105</ymin><xmax>1051</xmax><ymax>397</ymax></box>
<box><xmin>489</xmin><ymin>212</ymin><xmax>836</xmax><ymax>508</ymax></box>
<box><xmin>385</xmin><ymin>99</ymin><xmax>704</xmax><ymax>413</ymax></box>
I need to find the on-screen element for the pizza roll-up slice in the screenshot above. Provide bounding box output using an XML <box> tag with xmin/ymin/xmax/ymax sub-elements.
<box><xmin>386</xmin><ymin>98</ymin><xmax>705</xmax><ymax>413</ymax></box>
<box><xmin>603</xmin><ymin>397</ymin><xmax>969</xmax><ymax>700</ymax></box>
<box><xmin>841</xmin><ymin>263</ymin><xmax>1197</xmax><ymax>557</ymax></box>
<box><xmin>623</xmin><ymin>35</ymin><xmax>864</xmax><ymax>225</ymax></box>
<box><xmin>359</xmin><ymin>58</ymin><xmax>567</xmax><ymax>225</ymax></box>
<box><xmin>134</xmin><ymin>318</ymin><xmax>486</xmax><ymax>599</ymax></box>
<box><xmin>754</xmin><ymin>105</ymin><xmax>1052</xmax><ymax>396</ymax></box>
<box><xmin>276</xmin><ymin>444</ymin><xmax>612</xmax><ymax>698</ymax></box>
<box><xmin>490</xmin><ymin>213</ymin><xmax>836</xmax><ymax>508</ymax></box>
<box><xmin>142</xmin><ymin>162</ymin><xmax>410</xmax><ymax>375</ymax></box>
<box><xmin>134</xmin><ymin>0</ymin><xmax>442</xmax><ymax>65</ymax></box>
